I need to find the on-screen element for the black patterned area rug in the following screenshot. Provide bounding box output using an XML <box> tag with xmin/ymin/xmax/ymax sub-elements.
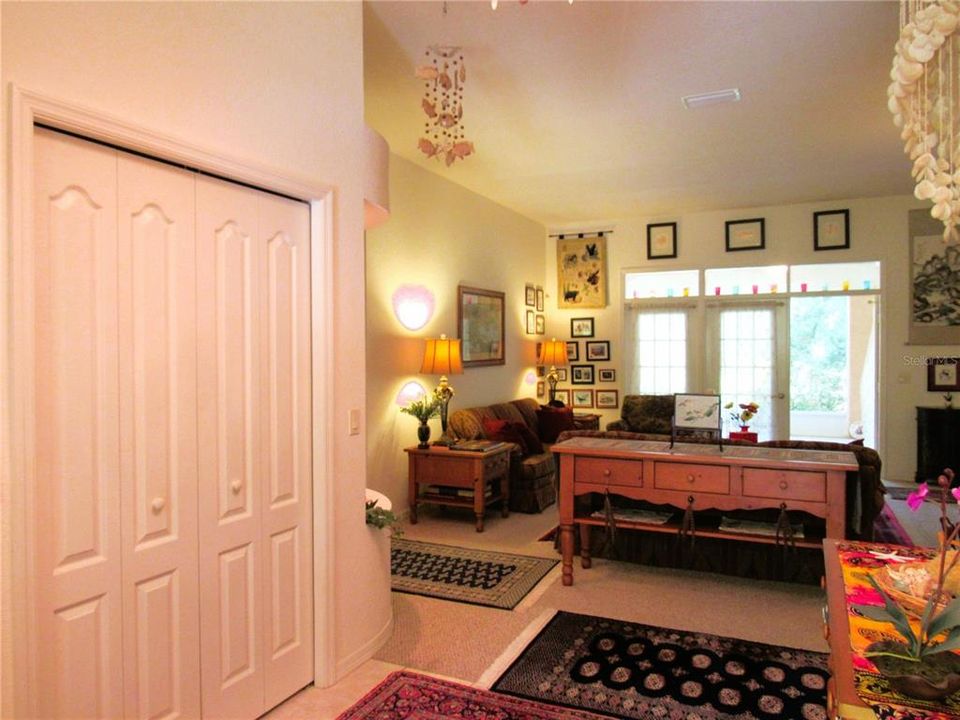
<box><xmin>390</xmin><ymin>539</ymin><xmax>558</xmax><ymax>610</ymax></box>
<box><xmin>491</xmin><ymin>611</ymin><xmax>830</xmax><ymax>720</ymax></box>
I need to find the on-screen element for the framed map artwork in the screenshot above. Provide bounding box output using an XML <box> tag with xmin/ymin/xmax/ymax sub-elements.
<box><xmin>458</xmin><ymin>285</ymin><xmax>505</xmax><ymax>367</ymax></box>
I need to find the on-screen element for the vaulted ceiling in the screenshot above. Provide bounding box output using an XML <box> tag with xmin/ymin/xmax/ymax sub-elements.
<box><xmin>364</xmin><ymin>1</ymin><xmax>911</xmax><ymax>225</ymax></box>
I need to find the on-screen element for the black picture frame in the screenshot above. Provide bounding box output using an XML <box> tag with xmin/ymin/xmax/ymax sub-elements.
<box><xmin>570</xmin><ymin>317</ymin><xmax>595</xmax><ymax>338</ymax></box>
<box><xmin>525</xmin><ymin>284</ymin><xmax>536</xmax><ymax>306</ymax></box>
<box><xmin>535</xmin><ymin>314</ymin><xmax>545</xmax><ymax>335</ymax></box>
<box><xmin>536</xmin><ymin>380</ymin><xmax>545</xmax><ymax>398</ymax></box>
<box><xmin>814</xmin><ymin>209</ymin><xmax>850</xmax><ymax>251</ymax></box>
<box><xmin>585</xmin><ymin>340</ymin><xmax>610</xmax><ymax>361</ymax></box>
<box><xmin>725</xmin><ymin>218</ymin><xmax>765</xmax><ymax>252</ymax></box>
<box><xmin>928</xmin><ymin>358</ymin><xmax>960</xmax><ymax>391</ymax></box>
<box><xmin>458</xmin><ymin>285</ymin><xmax>505</xmax><ymax>367</ymax></box>
<box><xmin>536</xmin><ymin>286</ymin><xmax>544</xmax><ymax>312</ymax></box>
<box><xmin>566</xmin><ymin>341</ymin><xmax>579</xmax><ymax>361</ymax></box>
<box><xmin>557</xmin><ymin>368</ymin><xmax>568</xmax><ymax>382</ymax></box>
<box><xmin>598</xmin><ymin>368</ymin><xmax>616</xmax><ymax>383</ymax></box>
<box><xmin>570</xmin><ymin>364</ymin><xmax>595</xmax><ymax>385</ymax></box>
<box><xmin>525</xmin><ymin>309</ymin><xmax>535</xmax><ymax>335</ymax></box>
<box><xmin>647</xmin><ymin>222</ymin><xmax>678</xmax><ymax>260</ymax></box>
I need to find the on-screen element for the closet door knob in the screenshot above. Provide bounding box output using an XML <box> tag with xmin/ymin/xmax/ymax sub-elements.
<box><xmin>151</xmin><ymin>497</ymin><xmax>166</xmax><ymax>513</ymax></box>
<box><xmin>231</xmin><ymin>479</ymin><xmax>243</xmax><ymax>494</ymax></box>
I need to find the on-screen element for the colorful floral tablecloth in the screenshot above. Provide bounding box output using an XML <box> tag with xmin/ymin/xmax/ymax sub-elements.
<box><xmin>838</xmin><ymin>541</ymin><xmax>960</xmax><ymax>720</ymax></box>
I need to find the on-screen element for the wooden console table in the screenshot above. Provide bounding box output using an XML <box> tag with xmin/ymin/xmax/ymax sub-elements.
<box><xmin>552</xmin><ymin>437</ymin><xmax>858</xmax><ymax>585</ymax></box>
<box><xmin>405</xmin><ymin>444</ymin><xmax>511</xmax><ymax>532</ymax></box>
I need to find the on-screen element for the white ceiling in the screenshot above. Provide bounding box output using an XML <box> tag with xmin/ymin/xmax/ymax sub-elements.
<box><xmin>364</xmin><ymin>0</ymin><xmax>912</xmax><ymax>226</ymax></box>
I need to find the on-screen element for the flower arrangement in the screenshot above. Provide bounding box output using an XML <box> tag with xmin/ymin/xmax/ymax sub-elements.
<box><xmin>724</xmin><ymin>401</ymin><xmax>759</xmax><ymax>427</ymax></box>
<box><xmin>857</xmin><ymin>468</ymin><xmax>960</xmax><ymax>661</ymax></box>
<box><xmin>400</xmin><ymin>394</ymin><xmax>440</xmax><ymax>423</ymax></box>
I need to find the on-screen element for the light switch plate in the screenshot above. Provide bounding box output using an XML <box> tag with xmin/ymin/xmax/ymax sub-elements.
<box><xmin>348</xmin><ymin>408</ymin><xmax>360</xmax><ymax>435</ymax></box>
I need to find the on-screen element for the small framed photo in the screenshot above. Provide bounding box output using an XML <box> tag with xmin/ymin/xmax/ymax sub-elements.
<box><xmin>557</xmin><ymin>368</ymin><xmax>568</xmax><ymax>382</ymax></box>
<box><xmin>571</xmin><ymin>364</ymin><xmax>595</xmax><ymax>385</ymax></box>
<box><xmin>725</xmin><ymin>218</ymin><xmax>765</xmax><ymax>252</ymax></box>
<box><xmin>572</xmin><ymin>389</ymin><xmax>594</xmax><ymax>409</ymax></box>
<box><xmin>526</xmin><ymin>309</ymin><xmax>535</xmax><ymax>335</ymax></box>
<box><xmin>536</xmin><ymin>380</ymin><xmax>545</xmax><ymax>398</ymax></box>
<box><xmin>585</xmin><ymin>340</ymin><xmax>610</xmax><ymax>361</ymax></box>
<box><xmin>536</xmin><ymin>286</ymin><xmax>544</xmax><ymax>312</ymax></box>
<box><xmin>596</xmin><ymin>390</ymin><xmax>619</xmax><ymax>409</ymax></box>
<box><xmin>598</xmin><ymin>368</ymin><xmax>616</xmax><ymax>383</ymax></box>
<box><xmin>536</xmin><ymin>365</ymin><xmax>545</xmax><ymax>377</ymax></box>
<box><xmin>554</xmin><ymin>389</ymin><xmax>570</xmax><ymax>406</ymax></box>
<box><xmin>814</xmin><ymin>209</ymin><xmax>850</xmax><ymax>251</ymax></box>
<box><xmin>928</xmin><ymin>357</ymin><xmax>960</xmax><ymax>391</ymax></box>
<box><xmin>525</xmin><ymin>284</ymin><xmax>536</xmax><ymax>306</ymax></box>
<box><xmin>674</xmin><ymin>393</ymin><xmax>721</xmax><ymax>432</ymax></box>
<box><xmin>566</xmin><ymin>341</ymin><xmax>579</xmax><ymax>362</ymax></box>
<box><xmin>535</xmin><ymin>314</ymin><xmax>545</xmax><ymax>335</ymax></box>
<box><xmin>647</xmin><ymin>222</ymin><xmax>678</xmax><ymax>260</ymax></box>
<box><xmin>571</xmin><ymin>317</ymin><xmax>595</xmax><ymax>338</ymax></box>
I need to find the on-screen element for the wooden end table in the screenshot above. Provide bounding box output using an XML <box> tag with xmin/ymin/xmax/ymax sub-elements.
<box><xmin>404</xmin><ymin>444</ymin><xmax>511</xmax><ymax>532</ymax></box>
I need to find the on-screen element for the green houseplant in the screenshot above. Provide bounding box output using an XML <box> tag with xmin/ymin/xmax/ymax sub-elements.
<box><xmin>855</xmin><ymin>468</ymin><xmax>960</xmax><ymax>699</ymax></box>
<box><xmin>365</xmin><ymin>499</ymin><xmax>402</xmax><ymax>537</ymax></box>
<box><xmin>401</xmin><ymin>394</ymin><xmax>441</xmax><ymax>448</ymax></box>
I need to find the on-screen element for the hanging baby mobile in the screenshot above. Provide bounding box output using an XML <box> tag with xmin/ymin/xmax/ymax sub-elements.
<box><xmin>889</xmin><ymin>1</ymin><xmax>960</xmax><ymax>242</ymax></box>
<box><xmin>416</xmin><ymin>45</ymin><xmax>474</xmax><ymax>166</ymax></box>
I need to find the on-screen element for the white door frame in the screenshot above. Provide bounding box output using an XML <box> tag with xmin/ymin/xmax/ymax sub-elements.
<box><xmin>1</xmin><ymin>85</ymin><xmax>337</xmax><ymax>717</ymax></box>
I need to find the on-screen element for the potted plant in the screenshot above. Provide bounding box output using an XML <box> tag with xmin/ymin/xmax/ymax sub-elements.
<box><xmin>855</xmin><ymin>468</ymin><xmax>960</xmax><ymax>700</ymax></box>
<box><xmin>365</xmin><ymin>498</ymin><xmax>403</xmax><ymax>537</ymax></box>
<box><xmin>401</xmin><ymin>394</ymin><xmax>440</xmax><ymax>448</ymax></box>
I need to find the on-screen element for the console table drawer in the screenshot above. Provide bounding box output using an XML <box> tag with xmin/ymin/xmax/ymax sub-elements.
<box><xmin>654</xmin><ymin>463</ymin><xmax>729</xmax><ymax>494</ymax></box>
<box><xmin>743</xmin><ymin>468</ymin><xmax>826</xmax><ymax>502</ymax></box>
<box><xmin>575</xmin><ymin>457</ymin><xmax>644</xmax><ymax>487</ymax></box>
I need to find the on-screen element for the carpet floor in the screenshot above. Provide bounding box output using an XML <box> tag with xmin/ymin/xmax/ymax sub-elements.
<box><xmin>336</xmin><ymin>670</ymin><xmax>606</xmax><ymax>720</ymax></box>
<box><xmin>391</xmin><ymin>538</ymin><xmax>558</xmax><ymax>610</ymax></box>
<box><xmin>491</xmin><ymin>610</ymin><xmax>830</xmax><ymax>720</ymax></box>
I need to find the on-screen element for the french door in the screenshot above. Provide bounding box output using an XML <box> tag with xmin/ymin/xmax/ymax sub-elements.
<box><xmin>706</xmin><ymin>302</ymin><xmax>788</xmax><ymax>441</ymax></box>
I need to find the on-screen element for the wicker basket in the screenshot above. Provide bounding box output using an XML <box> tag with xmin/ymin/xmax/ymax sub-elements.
<box><xmin>874</xmin><ymin>562</ymin><xmax>953</xmax><ymax>618</ymax></box>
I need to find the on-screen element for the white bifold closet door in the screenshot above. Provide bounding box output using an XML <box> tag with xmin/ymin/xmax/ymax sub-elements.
<box><xmin>29</xmin><ymin>127</ymin><xmax>313</xmax><ymax>720</ymax></box>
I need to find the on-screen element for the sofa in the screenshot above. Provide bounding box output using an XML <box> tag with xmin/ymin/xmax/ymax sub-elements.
<box><xmin>447</xmin><ymin>398</ymin><xmax>558</xmax><ymax>513</ymax></box>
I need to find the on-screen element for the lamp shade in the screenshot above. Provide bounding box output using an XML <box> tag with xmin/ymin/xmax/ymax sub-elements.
<box><xmin>538</xmin><ymin>338</ymin><xmax>569</xmax><ymax>366</ymax></box>
<box><xmin>420</xmin><ymin>336</ymin><xmax>464</xmax><ymax>375</ymax></box>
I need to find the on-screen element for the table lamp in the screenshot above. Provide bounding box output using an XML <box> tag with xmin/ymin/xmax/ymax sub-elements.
<box><xmin>537</xmin><ymin>338</ymin><xmax>569</xmax><ymax>404</ymax></box>
<box><xmin>420</xmin><ymin>334</ymin><xmax>464</xmax><ymax>439</ymax></box>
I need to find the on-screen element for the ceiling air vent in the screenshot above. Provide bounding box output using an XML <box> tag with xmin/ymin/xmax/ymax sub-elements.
<box><xmin>681</xmin><ymin>88</ymin><xmax>741</xmax><ymax>109</ymax></box>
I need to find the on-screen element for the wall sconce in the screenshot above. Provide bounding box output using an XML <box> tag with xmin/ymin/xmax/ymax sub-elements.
<box><xmin>395</xmin><ymin>381</ymin><xmax>427</xmax><ymax>407</ymax></box>
<box><xmin>392</xmin><ymin>285</ymin><xmax>435</xmax><ymax>331</ymax></box>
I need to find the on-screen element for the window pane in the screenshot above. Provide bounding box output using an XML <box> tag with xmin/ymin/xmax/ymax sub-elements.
<box><xmin>628</xmin><ymin>310</ymin><xmax>687</xmax><ymax>394</ymax></box>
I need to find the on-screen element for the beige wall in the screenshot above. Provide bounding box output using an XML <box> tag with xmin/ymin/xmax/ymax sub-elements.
<box><xmin>1</xmin><ymin>0</ymin><xmax>373</xmax><ymax>699</ymax></box>
<box><xmin>366</xmin><ymin>155</ymin><xmax>546</xmax><ymax>507</ymax></box>
<box><xmin>545</xmin><ymin>195</ymin><xmax>958</xmax><ymax>482</ymax></box>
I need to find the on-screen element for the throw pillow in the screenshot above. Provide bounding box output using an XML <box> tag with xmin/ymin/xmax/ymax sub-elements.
<box><xmin>515</xmin><ymin>422</ymin><xmax>545</xmax><ymax>455</ymax></box>
<box><xmin>482</xmin><ymin>418</ymin><xmax>529</xmax><ymax>455</ymax></box>
<box><xmin>536</xmin><ymin>405</ymin><xmax>575</xmax><ymax>443</ymax></box>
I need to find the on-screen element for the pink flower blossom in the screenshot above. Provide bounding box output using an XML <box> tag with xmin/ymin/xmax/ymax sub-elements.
<box><xmin>907</xmin><ymin>483</ymin><xmax>929</xmax><ymax>511</ymax></box>
<box><xmin>952</xmin><ymin>487</ymin><xmax>960</xmax><ymax>503</ymax></box>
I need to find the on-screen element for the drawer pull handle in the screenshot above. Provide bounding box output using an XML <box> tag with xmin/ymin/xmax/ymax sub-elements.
<box><xmin>779</xmin><ymin>480</ymin><xmax>788</xmax><ymax>490</ymax></box>
<box><xmin>151</xmin><ymin>497</ymin><xmax>166</xmax><ymax>513</ymax></box>
<box><xmin>231</xmin><ymin>479</ymin><xmax>243</xmax><ymax>494</ymax></box>
<box><xmin>687</xmin><ymin>474</ymin><xmax>696</xmax><ymax>483</ymax></box>
<box><xmin>603</xmin><ymin>469</ymin><xmax>611</xmax><ymax>477</ymax></box>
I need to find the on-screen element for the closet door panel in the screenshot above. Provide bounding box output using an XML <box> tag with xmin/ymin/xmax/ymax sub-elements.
<box><xmin>118</xmin><ymin>153</ymin><xmax>201</xmax><ymax>720</ymax></box>
<box><xmin>258</xmin><ymin>193</ymin><xmax>313</xmax><ymax>710</ymax></box>
<box><xmin>197</xmin><ymin>176</ymin><xmax>264</xmax><ymax>719</ymax></box>
<box><xmin>32</xmin><ymin>128</ymin><xmax>124</xmax><ymax>719</ymax></box>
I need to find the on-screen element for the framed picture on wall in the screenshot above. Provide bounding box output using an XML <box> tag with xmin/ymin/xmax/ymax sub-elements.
<box><xmin>572</xmin><ymin>389</ymin><xmax>594</xmax><ymax>409</ymax></box>
<box><xmin>526</xmin><ymin>310</ymin><xmax>535</xmax><ymax>335</ymax></box>
<box><xmin>566</xmin><ymin>341</ymin><xmax>579</xmax><ymax>361</ymax></box>
<box><xmin>458</xmin><ymin>285</ymin><xmax>505</xmax><ymax>367</ymax></box>
<box><xmin>725</xmin><ymin>218</ymin><xmax>765</xmax><ymax>252</ymax></box>
<box><xmin>536</xmin><ymin>286</ymin><xmax>544</xmax><ymax>312</ymax></box>
<box><xmin>571</xmin><ymin>317</ymin><xmax>594</xmax><ymax>338</ymax></box>
<box><xmin>596</xmin><ymin>390</ymin><xmax>619</xmax><ymax>409</ymax></box>
<box><xmin>598</xmin><ymin>368</ymin><xmax>616</xmax><ymax>382</ymax></box>
<box><xmin>536</xmin><ymin>380</ymin><xmax>545</xmax><ymax>398</ymax></box>
<box><xmin>557</xmin><ymin>368</ymin><xmax>568</xmax><ymax>382</ymax></box>
<box><xmin>557</xmin><ymin>235</ymin><xmax>607</xmax><ymax>309</ymax></box>
<box><xmin>525</xmin><ymin>284</ymin><xmax>536</xmax><ymax>306</ymax></box>
<box><xmin>585</xmin><ymin>341</ymin><xmax>610</xmax><ymax>361</ymax></box>
<box><xmin>536</xmin><ymin>314</ymin><xmax>545</xmax><ymax>335</ymax></box>
<box><xmin>910</xmin><ymin>208</ymin><xmax>960</xmax><ymax>344</ymax></box>
<box><xmin>554</xmin><ymin>389</ymin><xmax>570</xmax><ymax>406</ymax></box>
<box><xmin>571</xmin><ymin>364</ymin><xmax>595</xmax><ymax>385</ymax></box>
<box><xmin>647</xmin><ymin>222</ymin><xmax>678</xmax><ymax>260</ymax></box>
<box><xmin>814</xmin><ymin>209</ymin><xmax>850</xmax><ymax>251</ymax></box>
<box><xmin>928</xmin><ymin>358</ymin><xmax>960</xmax><ymax>391</ymax></box>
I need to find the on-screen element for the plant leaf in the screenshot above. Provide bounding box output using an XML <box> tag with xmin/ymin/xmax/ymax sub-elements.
<box><xmin>866</xmin><ymin>575</ymin><xmax>921</xmax><ymax>653</ymax></box>
<box><xmin>923</xmin><ymin>625</ymin><xmax>960</xmax><ymax>656</ymax></box>
<box><xmin>926</xmin><ymin>596</ymin><xmax>960</xmax><ymax>640</ymax></box>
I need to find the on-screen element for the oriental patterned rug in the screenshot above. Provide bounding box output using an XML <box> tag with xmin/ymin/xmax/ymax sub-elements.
<box><xmin>336</xmin><ymin>670</ymin><xmax>606</xmax><ymax>720</ymax></box>
<box><xmin>390</xmin><ymin>539</ymin><xmax>558</xmax><ymax>610</ymax></box>
<box><xmin>491</xmin><ymin>611</ymin><xmax>830</xmax><ymax>720</ymax></box>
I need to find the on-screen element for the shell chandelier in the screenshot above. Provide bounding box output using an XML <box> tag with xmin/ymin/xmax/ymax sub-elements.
<box><xmin>416</xmin><ymin>45</ymin><xmax>474</xmax><ymax>166</ymax></box>
<box><xmin>889</xmin><ymin>0</ymin><xmax>960</xmax><ymax>242</ymax></box>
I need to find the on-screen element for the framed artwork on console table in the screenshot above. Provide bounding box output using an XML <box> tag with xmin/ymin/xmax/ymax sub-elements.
<box><xmin>572</xmin><ymin>389</ymin><xmax>594</xmax><ymax>409</ymax></box>
<box><xmin>673</xmin><ymin>393</ymin><xmax>721</xmax><ymax>432</ymax></box>
<box><xmin>458</xmin><ymin>285</ymin><xmax>505</xmax><ymax>367</ymax></box>
<box><xmin>928</xmin><ymin>358</ymin><xmax>960</xmax><ymax>391</ymax></box>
